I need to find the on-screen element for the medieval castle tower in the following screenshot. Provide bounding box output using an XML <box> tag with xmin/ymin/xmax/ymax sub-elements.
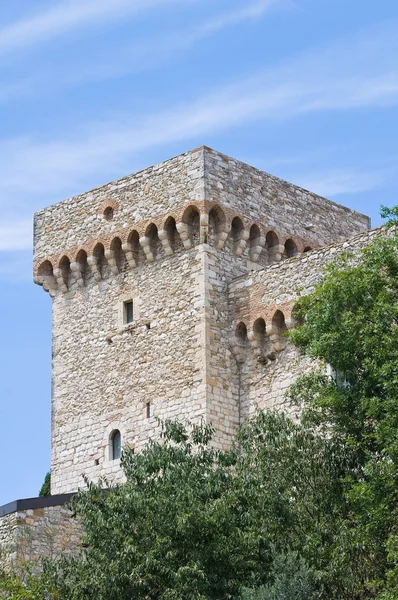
<box><xmin>1</xmin><ymin>146</ymin><xmax>374</xmax><ymax>565</ymax></box>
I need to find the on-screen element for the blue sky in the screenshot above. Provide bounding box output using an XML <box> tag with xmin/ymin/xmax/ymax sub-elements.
<box><xmin>0</xmin><ymin>0</ymin><xmax>397</xmax><ymax>505</ymax></box>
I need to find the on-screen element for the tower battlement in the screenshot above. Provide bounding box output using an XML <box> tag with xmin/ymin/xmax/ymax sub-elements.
<box><xmin>32</xmin><ymin>147</ymin><xmax>370</xmax><ymax>495</ymax></box>
<box><xmin>34</xmin><ymin>147</ymin><xmax>369</xmax><ymax>294</ymax></box>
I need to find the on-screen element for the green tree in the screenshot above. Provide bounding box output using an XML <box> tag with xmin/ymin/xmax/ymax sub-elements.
<box><xmin>23</xmin><ymin>414</ymin><xmax>348</xmax><ymax>600</ymax></box>
<box><xmin>39</xmin><ymin>472</ymin><xmax>51</xmax><ymax>497</ymax></box>
<box><xmin>0</xmin><ymin>568</ymin><xmax>53</xmax><ymax>600</ymax></box>
<box><xmin>240</xmin><ymin>551</ymin><xmax>317</xmax><ymax>600</ymax></box>
<box><xmin>289</xmin><ymin>227</ymin><xmax>398</xmax><ymax>597</ymax></box>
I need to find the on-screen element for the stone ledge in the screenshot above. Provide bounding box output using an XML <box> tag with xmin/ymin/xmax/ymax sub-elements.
<box><xmin>0</xmin><ymin>493</ymin><xmax>75</xmax><ymax>518</ymax></box>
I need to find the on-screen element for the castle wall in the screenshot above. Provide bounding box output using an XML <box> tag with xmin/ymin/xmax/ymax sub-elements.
<box><xmin>34</xmin><ymin>147</ymin><xmax>369</xmax><ymax>269</ymax></box>
<box><xmin>228</xmin><ymin>227</ymin><xmax>387</xmax><ymax>417</ymax></box>
<box><xmin>51</xmin><ymin>247</ymin><xmax>207</xmax><ymax>495</ymax></box>
<box><xmin>0</xmin><ymin>500</ymin><xmax>82</xmax><ymax>571</ymax></box>
<box><xmin>32</xmin><ymin>146</ymin><xmax>372</xmax><ymax>493</ymax></box>
<box><xmin>34</xmin><ymin>149</ymin><xmax>205</xmax><ymax>260</ymax></box>
<box><xmin>202</xmin><ymin>244</ymin><xmax>247</xmax><ymax>449</ymax></box>
<box><xmin>204</xmin><ymin>149</ymin><xmax>370</xmax><ymax>246</ymax></box>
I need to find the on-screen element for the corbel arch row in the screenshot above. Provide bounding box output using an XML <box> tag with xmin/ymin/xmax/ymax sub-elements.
<box><xmin>34</xmin><ymin>201</ymin><xmax>316</xmax><ymax>293</ymax></box>
<box><xmin>231</xmin><ymin>303</ymin><xmax>302</xmax><ymax>363</ymax></box>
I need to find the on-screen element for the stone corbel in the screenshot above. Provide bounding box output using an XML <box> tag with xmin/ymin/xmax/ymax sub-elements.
<box><xmin>139</xmin><ymin>236</ymin><xmax>155</xmax><ymax>262</ymax></box>
<box><xmin>229</xmin><ymin>338</ymin><xmax>246</xmax><ymax>364</ymax></box>
<box><xmin>121</xmin><ymin>243</ymin><xmax>137</xmax><ymax>269</ymax></box>
<box><xmin>235</xmin><ymin>229</ymin><xmax>250</xmax><ymax>256</ymax></box>
<box><xmin>35</xmin><ymin>274</ymin><xmax>57</xmax><ymax>294</ymax></box>
<box><xmin>200</xmin><ymin>213</ymin><xmax>209</xmax><ymax>244</ymax></box>
<box><xmin>70</xmin><ymin>262</ymin><xmax>84</xmax><ymax>288</ymax></box>
<box><xmin>104</xmin><ymin>249</ymin><xmax>119</xmax><ymax>275</ymax></box>
<box><xmin>269</xmin><ymin>330</ymin><xmax>285</xmax><ymax>353</ymax></box>
<box><xmin>247</xmin><ymin>330</ymin><xmax>261</xmax><ymax>358</ymax></box>
<box><xmin>53</xmin><ymin>268</ymin><xmax>68</xmax><ymax>294</ymax></box>
<box><xmin>176</xmin><ymin>223</ymin><xmax>192</xmax><ymax>249</ymax></box>
<box><xmin>285</xmin><ymin>317</ymin><xmax>295</xmax><ymax>330</ymax></box>
<box><xmin>250</xmin><ymin>236</ymin><xmax>265</xmax><ymax>262</ymax></box>
<box><xmin>158</xmin><ymin>229</ymin><xmax>173</xmax><ymax>256</ymax></box>
<box><xmin>216</xmin><ymin>228</ymin><xmax>229</xmax><ymax>250</ymax></box>
<box><xmin>269</xmin><ymin>244</ymin><xmax>284</xmax><ymax>264</ymax></box>
<box><xmin>87</xmin><ymin>256</ymin><xmax>102</xmax><ymax>281</ymax></box>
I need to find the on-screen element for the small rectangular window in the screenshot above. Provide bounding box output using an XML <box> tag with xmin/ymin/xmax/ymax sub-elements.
<box><xmin>124</xmin><ymin>301</ymin><xmax>133</xmax><ymax>324</ymax></box>
<box><xmin>146</xmin><ymin>402</ymin><xmax>151</xmax><ymax>418</ymax></box>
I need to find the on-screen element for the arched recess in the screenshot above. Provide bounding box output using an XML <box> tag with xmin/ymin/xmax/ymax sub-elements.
<box><xmin>127</xmin><ymin>230</ymin><xmax>141</xmax><ymax>266</ymax></box>
<box><xmin>37</xmin><ymin>260</ymin><xmax>56</xmax><ymax>290</ymax></box>
<box><xmin>266</xmin><ymin>230</ymin><xmax>281</xmax><ymax>264</ymax></box>
<box><xmin>233</xmin><ymin>321</ymin><xmax>250</xmax><ymax>363</ymax></box>
<box><xmin>38</xmin><ymin>260</ymin><xmax>54</xmax><ymax>278</ymax></box>
<box><xmin>164</xmin><ymin>216</ymin><xmax>183</xmax><ymax>252</ymax></box>
<box><xmin>93</xmin><ymin>242</ymin><xmax>107</xmax><ymax>278</ymax></box>
<box><xmin>111</xmin><ymin>237</ymin><xmax>126</xmax><ymax>272</ymax></box>
<box><xmin>253</xmin><ymin>318</ymin><xmax>266</xmax><ymax>348</ymax></box>
<box><xmin>272</xmin><ymin>310</ymin><xmax>288</xmax><ymax>336</ymax></box>
<box><xmin>249</xmin><ymin>224</ymin><xmax>265</xmax><ymax>264</ymax></box>
<box><xmin>208</xmin><ymin>205</ymin><xmax>226</xmax><ymax>247</ymax></box>
<box><xmin>76</xmin><ymin>250</ymin><xmax>89</xmax><ymax>283</ymax></box>
<box><xmin>284</xmin><ymin>239</ymin><xmax>298</xmax><ymax>258</ymax></box>
<box><xmin>181</xmin><ymin>205</ymin><xmax>200</xmax><ymax>246</ymax></box>
<box><xmin>235</xmin><ymin>321</ymin><xmax>250</xmax><ymax>348</ymax></box>
<box><xmin>59</xmin><ymin>256</ymin><xmax>71</xmax><ymax>289</ymax></box>
<box><xmin>230</xmin><ymin>216</ymin><xmax>244</xmax><ymax>253</ymax></box>
<box><xmin>145</xmin><ymin>223</ymin><xmax>163</xmax><ymax>260</ymax></box>
<box><xmin>270</xmin><ymin>309</ymin><xmax>288</xmax><ymax>353</ymax></box>
<box><xmin>303</xmin><ymin>246</ymin><xmax>312</xmax><ymax>253</ymax></box>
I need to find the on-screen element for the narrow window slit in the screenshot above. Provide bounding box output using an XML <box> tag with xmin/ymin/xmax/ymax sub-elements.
<box><xmin>124</xmin><ymin>300</ymin><xmax>133</xmax><ymax>324</ymax></box>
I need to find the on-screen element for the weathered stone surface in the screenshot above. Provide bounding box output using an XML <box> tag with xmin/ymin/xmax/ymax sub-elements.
<box><xmin>0</xmin><ymin>504</ymin><xmax>82</xmax><ymax>571</ymax></box>
<box><xmin>31</xmin><ymin>146</ymin><xmax>370</xmax><ymax>494</ymax></box>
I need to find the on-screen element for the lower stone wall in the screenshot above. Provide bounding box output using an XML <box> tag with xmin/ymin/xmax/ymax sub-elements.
<box><xmin>0</xmin><ymin>498</ymin><xmax>83</xmax><ymax>572</ymax></box>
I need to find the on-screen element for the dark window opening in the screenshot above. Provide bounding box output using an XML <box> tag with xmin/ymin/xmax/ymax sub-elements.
<box><xmin>124</xmin><ymin>301</ymin><xmax>133</xmax><ymax>324</ymax></box>
<box><xmin>104</xmin><ymin>206</ymin><xmax>114</xmax><ymax>221</ymax></box>
<box><xmin>111</xmin><ymin>430</ymin><xmax>121</xmax><ymax>460</ymax></box>
<box><xmin>146</xmin><ymin>402</ymin><xmax>152</xmax><ymax>418</ymax></box>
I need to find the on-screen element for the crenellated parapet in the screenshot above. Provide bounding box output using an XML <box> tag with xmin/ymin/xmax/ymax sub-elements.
<box><xmin>34</xmin><ymin>200</ymin><xmax>316</xmax><ymax>296</ymax></box>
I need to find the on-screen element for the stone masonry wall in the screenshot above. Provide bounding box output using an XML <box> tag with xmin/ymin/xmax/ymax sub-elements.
<box><xmin>34</xmin><ymin>147</ymin><xmax>369</xmax><ymax>270</ymax></box>
<box><xmin>51</xmin><ymin>246</ymin><xmax>207</xmax><ymax>495</ymax></box>
<box><xmin>228</xmin><ymin>227</ymin><xmax>389</xmax><ymax>419</ymax></box>
<box><xmin>0</xmin><ymin>505</ymin><xmax>82</xmax><ymax>571</ymax></box>
<box><xmin>34</xmin><ymin>148</ymin><xmax>206</xmax><ymax>260</ymax></box>
<box><xmin>33</xmin><ymin>146</ymin><xmax>371</xmax><ymax>493</ymax></box>
<box><xmin>203</xmin><ymin>148</ymin><xmax>370</xmax><ymax>246</ymax></box>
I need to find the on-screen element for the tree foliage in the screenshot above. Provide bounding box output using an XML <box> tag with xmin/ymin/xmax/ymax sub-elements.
<box><xmin>289</xmin><ymin>228</ymin><xmax>398</xmax><ymax>598</ymax></box>
<box><xmin>240</xmin><ymin>552</ymin><xmax>317</xmax><ymax>600</ymax></box>
<box><xmin>39</xmin><ymin>472</ymin><xmax>51</xmax><ymax>497</ymax></box>
<box><xmin>1</xmin><ymin>415</ymin><xmax>351</xmax><ymax>600</ymax></box>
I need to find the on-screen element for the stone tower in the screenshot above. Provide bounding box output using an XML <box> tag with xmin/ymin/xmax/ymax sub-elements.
<box><xmin>33</xmin><ymin>147</ymin><xmax>370</xmax><ymax>495</ymax></box>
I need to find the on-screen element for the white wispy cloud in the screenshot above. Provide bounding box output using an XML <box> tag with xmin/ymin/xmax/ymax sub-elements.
<box><xmin>0</xmin><ymin>21</ymin><xmax>397</xmax><ymax>252</ymax></box>
<box><xmin>0</xmin><ymin>0</ymin><xmax>286</xmax><ymax>100</ymax></box>
<box><xmin>199</xmin><ymin>0</ymin><xmax>285</xmax><ymax>33</ymax></box>
<box><xmin>294</xmin><ymin>168</ymin><xmax>389</xmax><ymax>198</ymax></box>
<box><xmin>0</xmin><ymin>0</ymin><xmax>199</xmax><ymax>57</ymax></box>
